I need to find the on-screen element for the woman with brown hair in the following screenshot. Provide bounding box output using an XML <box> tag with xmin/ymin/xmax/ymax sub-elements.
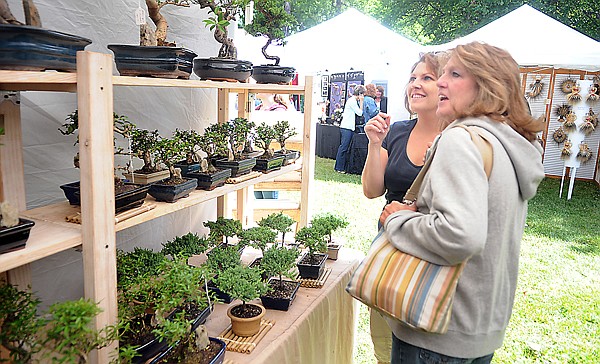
<box><xmin>381</xmin><ymin>42</ymin><xmax>545</xmax><ymax>363</ymax></box>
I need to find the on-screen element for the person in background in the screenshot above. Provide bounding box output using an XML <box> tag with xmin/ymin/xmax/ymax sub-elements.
<box><xmin>363</xmin><ymin>83</ymin><xmax>380</xmax><ymax>123</ymax></box>
<box><xmin>334</xmin><ymin>85</ymin><xmax>365</xmax><ymax>173</ymax></box>
<box><xmin>382</xmin><ymin>42</ymin><xmax>545</xmax><ymax>363</ymax></box>
<box><xmin>255</xmin><ymin>93</ymin><xmax>289</xmax><ymax>111</ymax></box>
<box><xmin>361</xmin><ymin>52</ymin><xmax>447</xmax><ymax>364</ymax></box>
<box><xmin>375</xmin><ymin>85</ymin><xmax>388</xmax><ymax>113</ymax></box>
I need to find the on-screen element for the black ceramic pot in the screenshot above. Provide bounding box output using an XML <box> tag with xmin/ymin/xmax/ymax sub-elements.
<box><xmin>108</xmin><ymin>44</ymin><xmax>197</xmax><ymax>79</ymax></box>
<box><xmin>174</xmin><ymin>161</ymin><xmax>201</xmax><ymax>177</ymax></box>
<box><xmin>60</xmin><ymin>181</ymin><xmax>151</xmax><ymax>213</ymax></box>
<box><xmin>297</xmin><ymin>253</ymin><xmax>328</xmax><ymax>279</ymax></box>
<box><xmin>193</xmin><ymin>58</ymin><xmax>252</xmax><ymax>82</ymax></box>
<box><xmin>276</xmin><ymin>150</ymin><xmax>300</xmax><ymax>165</ymax></box>
<box><xmin>0</xmin><ymin>218</ymin><xmax>35</xmax><ymax>254</ymax></box>
<box><xmin>187</xmin><ymin>168</ymin><xmax>231</xmax><ymax>191</ymax></box>
<box><xmin>252</xmin><ymin>65</ymin><xmax>296</xmax><ymax>84</ymax></box>
<box><xmin>0</xmin><ymin>24</ymin><xmax>91</xmax><ymax>72</ymax></box>
<box><xmin>260</xmin><ymin>278</ymin><xmax>301</xmax><ymax>311</ymax></box>
<box><xmin>214</xmin><ymin>157</ymin><xmax>257</xmax><ymax>178</ymax></box>
<box><xmin>253</xmin><ymin>154</ymin><xmax>285</xmax><ymax>172</ymax></box>
<box><xmin>148</xmin><ymin>178</ymin><xmax>198</xmax><ymax>203</ymax></box>
<box><xmin>150</xmin><ymin>337</ymin><xmax>226</xmax><ymax>364</ymax></box>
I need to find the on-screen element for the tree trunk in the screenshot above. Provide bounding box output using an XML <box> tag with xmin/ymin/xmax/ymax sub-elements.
<box><xmin>145</xmin><ymin>0</ymin><xmax>168</xmax><ymax>46</ymax></box>
<box><xmin>261</xmin><ymin>39</ymin><xmax>280</xmax><ymax>65</ymax></box>
<box><xmin>22</xmin><ymin>0</ymin><xmax>41</xmax><ymax>27</ymax></box>
<box><xmin>215</xmin><ymin>27</ymin><xmax>236</xmax><ymax>59</ymax></box>
<box><xmin>140</xmin><ymin>23</ymin><xmax>158</xmax><ymax>46</ymax></box>
<box><xmin>0</xmin><ymin>0</ymin><xmax>22</xmax><ymax>24</ymax></box>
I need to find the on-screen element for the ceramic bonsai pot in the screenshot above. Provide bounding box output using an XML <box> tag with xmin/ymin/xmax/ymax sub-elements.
<box><xmin>0</xmin><ymin>218</ymin><xmax>35</xmax><ymax>254</ymax></box>
<box><xmin>150</xmin><ymin>337</ymin><xmax>226</xmax><ymax>364</ymax></box>
<box><xmin>297</xmin><ymin>252</ymin><xmax>328</xmax><ymax>279</ymax></box>
<box><xmin>187</xmin><ymin>168</ymin><xmax>231</xmax><ymax>191</ymax></box>
<box><xmin>206</xmin><ymin>281</ymin><xmax>233</xmax><ymax>304</ymax></box>
<box><xmin>108</xmin><ymin>44</ymin><xmax>197</xmax><ymax>79</ymax></box>
<box><xmin>227</xmin><ymin>303</ymin><xmax>265</xmax><ymax>337</ymax></box>
<box><xmin>193</xmin><ymin>58</ymin><xmax>252</xmax><ymax>82</ymax></box>
<box><xmin>122</xmin><ymin>170</ymin><xmax>170</xmax><ymax>185</ymax></box>
<box><xmin>260</xmin><ymin>278</ymin><xmax>301</xmax><ymax>311</ymax></box>
<box><xmin>276</xmin><ymin>150</ymin><xmax>300</xmax><ymax>165</ymax></box>
<box><xmin>214</xmin><ymin>157</ymin><xmax>256</xmax><ymax>178</ymax></box>
<box><xmin>0</xmin><ymin>24</ymin><xmax>91</xmax><ymax>72</ymax></box>
<box><xmin>327</xmin><ymin>244</ymin><xmax>341</xmax><ymax>260</ymax></box>
<box><xmin>148</xmin><ymin>178</ymin><xmax>198</xmax><ymax>203</ymax></box>
<box><xmin>253</xmin><ymin>154</ymin><xmax>285</xmax><ymax>172</ymax></box>
<box><xmin>174</xmin><ymin>161</ymin><xmax>201</xmax><ymax>177</ymax></box>
<box><xmin>251</xmin><ymin>65</ymin><xmax>296</xmax><ymax>84</ymax></box>
<box><xmin>60</xmin><ymin>181</ymin><xmax>151</xmax><ymax>213</ymax></box>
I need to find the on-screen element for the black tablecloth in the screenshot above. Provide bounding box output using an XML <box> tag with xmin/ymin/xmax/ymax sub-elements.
<box><xmin>316</xmin><ymin>123</ymin><xmax>340</xmax><ymax>159</ymax></box>
<box><xmin>345</xmin><ymin>132</ymin><xmax>368</xmax><ymax>175</ymax></box>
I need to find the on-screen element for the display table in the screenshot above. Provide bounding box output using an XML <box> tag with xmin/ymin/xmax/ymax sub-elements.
<box><xmin>315</xmin><ymin>123</ymin><xmax>341</xmax><ymax>159</ymax></box>
<box><xmin>345</xmin><ymin>132</ymin><xmax>368</xmax><ymax>175</ymax></box>
<box><xmin>204</xmin><ymin>248</ymin><xmax>362</xmax><ymax>364</ymax></box>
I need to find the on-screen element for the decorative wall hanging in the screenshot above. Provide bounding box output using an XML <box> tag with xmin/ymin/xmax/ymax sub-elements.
<box><xmin>561</xmin><ymin>78</ymin><xmax>577</xmax><ymax>94</ymax></box>
<box><xmin>566</xmin><ymin>85</ymin><xmax>582</xmax><ymax>104</ymax></box>
<box><xmin>552</xmin><ymin>126</ymin><xmax>567</xmax><ymax>143</ymax></box>
<box><xmin>561</xmin><ymin>140</ymin><xmax>572</xmax><ymax>159</ymax></box>
<box><xmin>576</xmin><ymin>142</ymin><xmax>592</xmax><ymax>163</ymax></box>
<box><xmin>586</xmin><ymin>108</ymin><xmax>599</xmax><ymax>128</ymax></box>
<box><xmin>555</xmin><ymin>104</ymin><xmax>571</xmax><ymax>123</ymax></box>
<box><xmin>563</xmin><ymin>112</ymin><xmax>577</xmax><ymax>131</ymax></box>
<box><xmin>586</xmin><ymin>84</ymin><xmax>599</xmax><ymax>103</ymax></box>
<box><xmin>526</xmin><ymin>75</ymin><xmax>544</xmax><ymax>98</ymax></box>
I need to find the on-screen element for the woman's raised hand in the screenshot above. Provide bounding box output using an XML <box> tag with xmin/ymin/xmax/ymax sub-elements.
<box><xmin>364</xmin><ymin>112</ymin><xmax>391</xmax><ymax>144</ymax></box>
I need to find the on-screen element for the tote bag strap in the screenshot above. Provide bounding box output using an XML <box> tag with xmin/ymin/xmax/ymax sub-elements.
<box><xmin>402</xmin><ymin>124</ymin><xmax>493</xmax><ymax>204</ymax></box>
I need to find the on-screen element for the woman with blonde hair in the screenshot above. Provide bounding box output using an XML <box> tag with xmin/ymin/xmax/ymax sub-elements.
<box><xmin>381</xmin><ymin>42</ymin><xmax>544</xmax><ymax>363</ymax></box>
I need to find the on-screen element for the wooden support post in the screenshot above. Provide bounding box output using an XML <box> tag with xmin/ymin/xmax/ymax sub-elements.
<box><xmin>76</xmin><ymin>51</ymin><xmax>118</xmax><ymax>364</ymax></box>
<box><xmin>300</xmin><ymin>76</ymin><xmax>315</xmax><ymax>228</ymax></box>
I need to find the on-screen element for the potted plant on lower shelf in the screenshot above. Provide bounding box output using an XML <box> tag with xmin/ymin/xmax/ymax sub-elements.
<box><xmin>203</xmin><ymin>217</ymin><xmax>243</xmax><ymax>248</ymax></box>
<box><xmin>273</xmin><ymin>120</ymin><xmax>300</xmax><ymax>165</ymax></box>
<box><xmin>294</xmin><ymin>226</ymin><xmax>328</xmax><ymax>279</ymax></box>
<box><xmin>160</xmin><ymin>232</ymin><xmax>213</xmax><ymax>261</ymax></box>
<box><xmin>203</xmin><ymin>244</ymin><xmax>243</xmax><ymax>303</ymax></box>
<box><xmin>259</xmin><ymin>245</ymin><xmax>301</xmax><ymax>311</ymax></box>
<box><xmin>148</xmin><ymin>134</ymin><xmax>198</xmax><ymax>202</ymax></box>
<box><xmin>311</xmin><ymin>213</ymin><xmax>348</xmax><ymax>260</ymax></box>
<box><xmin>253</xmin><ymin>122</ymin><xmax>285</xmax><ymax>172</ymax></box>
<box><xmin>239</xmin><ymin>225</ymin><xmax>277</xmax><ymax>276</ymax></box>
<box><xmin>0</xmin><ymin>201</ymin><xmax>35</xmax><ymax>254</ymax></box>
<box><xmin>215</xmin><ymin>265</ymin><xmax>269</xmax><ymax>337</ymax></box>
<box><xmin>186</xmin><ymin>123</ymin><xmax>232</xmax><ymax>190</ymax></box>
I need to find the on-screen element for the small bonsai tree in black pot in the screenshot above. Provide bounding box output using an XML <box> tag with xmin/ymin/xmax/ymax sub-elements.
<box><xmin>273</xmin><ymin>120</ymin><xmax>299</xmax><ymax>164</ymax></box>
<box><xmin>294</xmin><ymin>225</ymin><xmax>328</xmax><ymax>279</ymax></box>
<box><xmin>259</xmin><ymin>244</ymin><xmax>301</xmax><ymax>311</ymax></box>
<box><xmin>187</xmin><ymin>123</ymin><xmax>232</xmax><ymax>190</ymax></box>
<box><xmin>173</xmin><ymin>128</ymin><xmax>204</xmax><ymax>176</ymax></box>
<box><xmin>310</xmin><ymin>213</ymin><xmax>348</xmax><ymax>260</ymax></box>
<box><xmin>213</xmin><ymin>118</ymin><xmax>258</xmax><ymax>177</ymax></box>
<box><xmin>257</xmin><ymin>212</ymin><xmax>295</xmax><ymax>246</ymax></box>
<box><xmin>253</xmin><ymin>122</ymin><xmax>285</xmax><ymax>172</ymax></box>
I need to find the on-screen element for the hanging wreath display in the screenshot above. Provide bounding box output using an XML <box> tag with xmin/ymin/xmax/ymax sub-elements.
<box><xmin>526</xmin><ymin>75</ymin><xmax>544</xmax><ymax>98</ymax></box>
<box><xmin>552</xmin><ymin>126</ymin><xmax>567</xmax><ymax>143</ymax></box>
<box><xmin>586</xmin><ymin>84</ymin><xmax>599</xmax><ymax>103</ymax></box>
<box><xmin>576</xmin><ymin>143</ymin><xmax>592</xmax><ymax>164</ymax></box>
<box><xmin>555</xmin><ymin>104</ymin><xmax>571</xmax><ymax>123</ymax></box>
<box><xmin>561</xmin><ymin>78</ymin><xmax>577</xmax><ymax>94</ymax></box>
<box><xmin>566</xmin><ymin>85</ymin><xmax>582</xmax><ymax>104</ymax></box>
<box><xmin>586</xmin><ymin>108</ymin><xmax>599</xmax><ymax>128</ymax></box>
<box><xmin>561</xmin><ymin>140</ymin><xmax>572</xmax><ymax>159</ymax></box>
<box><xmin>563</xmin><ymin>112</ymin><xmax>577</xmax><ymax>131</ymax></box>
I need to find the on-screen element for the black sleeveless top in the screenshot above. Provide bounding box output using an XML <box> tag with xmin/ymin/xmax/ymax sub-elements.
<box><xmin>381</xmin><ymin>119</ymin><xmax>422</xmax><ymax>203</ymax></box>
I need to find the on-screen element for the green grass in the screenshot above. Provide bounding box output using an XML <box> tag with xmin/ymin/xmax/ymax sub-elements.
<box><xmin>307</xmin><ymin>157</ymin><xmax>600</xmax><ymax>364</ymax></box>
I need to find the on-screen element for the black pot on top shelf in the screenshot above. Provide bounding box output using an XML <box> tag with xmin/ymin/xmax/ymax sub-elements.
<box><xmin>108</xmin><ymin>44</ymin><xmax>197</xmax><ymax>79</ymax></box>
<box><xmin>251</xmin><ymin>65</ymin><xmax>296</xmax><ymax>84</ymax></box>
<box><xmin>193</xmin><ymin>58</ymin><xmax>252</xmax><ymax>82</ymax></box>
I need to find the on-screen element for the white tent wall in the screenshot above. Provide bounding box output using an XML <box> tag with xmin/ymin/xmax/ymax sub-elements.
<box><xmin>6</xmin><ymin>0</ymin><xmax>222</xmax><ymax>308</ymax></box>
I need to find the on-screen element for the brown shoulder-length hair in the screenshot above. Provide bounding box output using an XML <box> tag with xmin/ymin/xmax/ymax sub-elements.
<box><xmin>451</xmin><ymin>42</ymin><xmax>544</xmax><ymax>141</ymax></box>
<box><xmin>365</xmin><ymin>83</ymin><xmax>377</xmax><ymax>98</ymax></box>
<box><xmin>404</xmin><ymin>52</ymin><xmax>448</xmax><ymax>114</ymax></box>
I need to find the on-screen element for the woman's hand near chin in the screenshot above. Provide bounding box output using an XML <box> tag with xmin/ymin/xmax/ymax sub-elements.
<box><xmin>365</xmin><ymin>112</ymin><xmax>391</xmax><ymax>144</ymax></box>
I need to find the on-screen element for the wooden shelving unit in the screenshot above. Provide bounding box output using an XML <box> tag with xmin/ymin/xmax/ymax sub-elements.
<box><xmin>0</xmin><ymin>51</ymin><xmax>314</xmax><ymax>363</ymax></box>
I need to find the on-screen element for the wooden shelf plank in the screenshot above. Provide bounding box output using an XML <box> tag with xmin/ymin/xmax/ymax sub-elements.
<box><xmin>0</xmin><ymin>219</ymin><xmax>81</xmax><ymax>273</ymax></box>
<box><xmin>0</xmin><ymin>70</ymin><xmax>77</xmax><ymax>92</ymax></box>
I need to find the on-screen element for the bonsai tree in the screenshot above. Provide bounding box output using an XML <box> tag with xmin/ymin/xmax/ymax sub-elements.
<box><xmin>215</xmin><ymin>265</ymin><xmax>269</xmax><ymax>312</ymax></box>
<box><xmin>0</xmin><ymin>283</ymin><xmax>45</xmax><ymax>363</ymax></box>
<box><xmin>174</xmin><ymin>128</ymin><xmax>203</xmax><ymax>167</ymax></box>
<box><xmin>116</xmin><ymin>247</ymin><xmax>167</xmax><ymax>291</ymax></box>
<box><xmin>204</xmin><ymin>244</ymin><xmax>242</xmax><ymax>277</ymax></box>
<box><xmin>161</xmin><ymin>231</ymin><xmax>213</xmax><ymax>259</ymax></box>
<box><xmin>243</xmin><ymin>0</ymin><xmax>297</xmax><ymax>66</ymax></box>
<box><xmin>0</xmin><ymin>0</ymin><xmax>41</xmax><ymax>26</ymax></box>
<box><xmin>203</xmin><ymin>217</ymin><xmax>242</xmax><ymax>246</ymax></box>
<box><xmin>310</xmin><ymin>213</ymin><xmax>348</xmax><ymax>245</ymax></box>
<box><xmin>294</xmin><ymin>225</ymin><xmax>327</xmax><ymax>261</ymax></box>
<box><xmin>153</xmin><ymin>134</ymin><xmax>186</xmax><ymax>182</ymax></box>
<box><xmin>238</xmin><ymin>225</ymin><xmax>277</xmax><ymax>255</ymax></box>
<box><xmin>128</xmin><ymin>127</ymin><xmax>163</xmax><ymax>175</ymax></box>
<box><xmin>40</xmin><ymin>298</ymin><xmax>118</xmax><ymax>364</ymax></box>
<box><xmin>227</xmin><ymin>117</ymin><xmax>255</xmax><ymax>161</ymax></box>
<box><xmin>197</xmin><ymin>123</ymin><xmax>230</xmax><ymax>173</ymax></box>
<box><xmin>198</xmin><ymin>0</ymin><xmax>245</xmax><ymax>59</ymax></box>
<box><xmin>257</xmin><ymin>212</ymin><xmax>295</xmax><ymax>246</ymax></box>
<box><xmin>254</xmin><ymin>122</ymin><xmax>276</xmax><ymax>158</ymax></box>
<box><xmin>260</xmin><ymin>245</ymin><xmax>300</xmax><ymax>289</ymax></box>
<box><xmin>273</xmin><ymin>120</ymin><xmax>297</xmax><ymax>153</ymax></box>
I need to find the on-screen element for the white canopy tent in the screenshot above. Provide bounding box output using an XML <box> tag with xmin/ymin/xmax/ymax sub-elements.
<box><xmin>428</xmin><ymin>5</ymin><xmax>600</xmax><ymax>71</ymax></box>
<box><xmin>238</xmin><ymin>8</ymin><xmax>424</xmax><ymax>121</ymax></box>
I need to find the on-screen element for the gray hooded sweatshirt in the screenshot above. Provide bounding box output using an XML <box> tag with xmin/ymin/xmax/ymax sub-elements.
<box><xmin>383</xmin><ymin>117</ymin><xmax>544</xmax><ymax>358</ymax></box>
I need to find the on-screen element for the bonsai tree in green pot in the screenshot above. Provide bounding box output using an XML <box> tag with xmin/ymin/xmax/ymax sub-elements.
<box><xmin>148</xmin><ymin>134</ymin><xmax>198</xmax><ymax>202</ymax></box>
<box><xmin>310</xmin><ymin>213</ymin><xmax>348</xmax><ymax>260</ymax></box>
<box><xmin>214</xmin><ymin>118</ymin><xmax>257</xmax><ymax>177</ymax></box>
<box><xmin>294</xmin><ymin>225</ymin><xmax>328</xmax><ymax>279</ymax></box>
<box><xmin>216</xmin><ymin>265</ymin><xmax>269</xmax><ymax>337</ymax></box>
<box><xmin>253</xmin><ymin>122</ymin><xmax>285</xmax><ymax>172</ymax></box>
<box><xmin>243</xmin><ymin>0</ymin><xmax>298</xmax><ymax>84</ymax></box>
<box><xmin>257</xmin><ymin>212</ymin><xmax>295</xmax><ymax>246</ymax></box>
<box><xmin>0</xmin><ymin>283</ymin><xmax>45</xmax><ymax>363</ymax></box>
<box><xmin>273</xmin><ymin>119</ymin><xmax>299</xmax><ymax>164</ymax></box>
<box><xmin>186</xmin><ymin>123</ymin><xmax>232</xmax><ymax>190</ymax></box>
<box><xmin>203</xmin><ymin>217</ymin><xmax>242</xmax><ymax>247</ymax></box>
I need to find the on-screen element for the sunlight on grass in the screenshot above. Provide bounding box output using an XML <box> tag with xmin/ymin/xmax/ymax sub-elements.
<box><xmin>310</xmin><ymin>157</ymin><xmax>600</xmax><ymax>364</ymax></box>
